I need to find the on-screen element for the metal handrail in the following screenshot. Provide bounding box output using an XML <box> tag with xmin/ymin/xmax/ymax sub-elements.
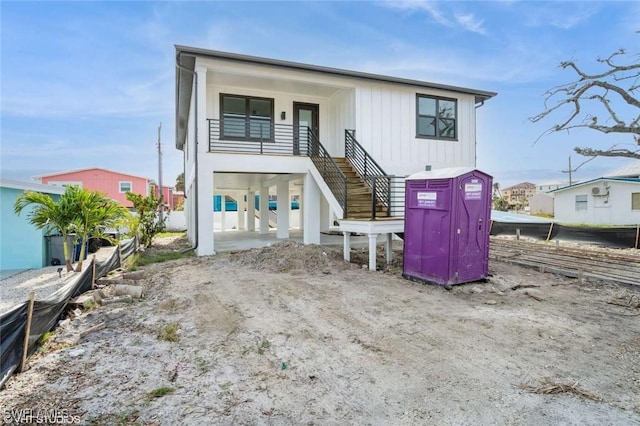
<box><xmin>345</xmin><ymin>130</ymin><xmax>393</xmax><ymax>219</ymax></box>
<box><xmin>308</xmin><ymin>128</ymin><xmax>348</xmax><ymax>217</ymax></box>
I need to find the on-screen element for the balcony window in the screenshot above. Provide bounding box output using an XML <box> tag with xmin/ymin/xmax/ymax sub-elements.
<box><xmin>119</xmin><ymin>181</ymin><xmax>132</xmax><ymax>193</ymax></box>
<box><xmin>221</xmin><ymin>94</ymin><xmax>273</xmax><ymax>140</ymax></box>
<box><xmin>416</xmin><ymin>95</ymin><xmax>457</xmax><ymax>140</ymax></box>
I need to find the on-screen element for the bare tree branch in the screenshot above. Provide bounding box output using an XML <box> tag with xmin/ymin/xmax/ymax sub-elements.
<box><xmin>530</xmin><ymin>37</ymin><xmax>640</xmax><ymax>158</ymax></box>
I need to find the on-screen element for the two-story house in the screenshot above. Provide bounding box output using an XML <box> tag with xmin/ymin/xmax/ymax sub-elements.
<box><xmin>175</xmin><ymin>46</ymin><xmax>496</xmax><ymax>257</ymax></box>
<box><xmin>34</xmin><ymin>168</ymin><xmax>174</xmax><ymax>210</ymax></box>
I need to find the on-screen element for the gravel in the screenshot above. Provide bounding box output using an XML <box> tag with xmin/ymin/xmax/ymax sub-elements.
<box><xmin>0</xmin><ymin>246</ymin><xmax>117</xmax><ymax>314</ymax></box>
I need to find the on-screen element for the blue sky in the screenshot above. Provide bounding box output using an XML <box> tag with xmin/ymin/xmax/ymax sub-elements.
<box><xmin>1</xmin><ymin>1</ymin><xmax>639</xmax><ymax>188</ymax></box>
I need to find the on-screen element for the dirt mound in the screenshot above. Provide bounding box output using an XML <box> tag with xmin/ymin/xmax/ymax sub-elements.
<box><xmin>229</xmin><ymin>240</ymin><xmax>354</xmax><ymax>274</ymax></box>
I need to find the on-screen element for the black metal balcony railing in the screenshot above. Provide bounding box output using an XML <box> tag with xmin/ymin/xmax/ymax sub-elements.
<box><xmin>208</xmin><ymin>119</ymin><xmax>310</xmax><ymax>155</ymax></box>
<box><xmin>208</xmin><ymin>118</ymin><xmax>348</xmax><ymax>217</ymax></box>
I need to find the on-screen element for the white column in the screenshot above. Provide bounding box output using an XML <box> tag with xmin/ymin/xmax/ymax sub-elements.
<box><xmin>385</xmin><ymin>233</ymin><xmax>393</xmax><ymax>265</ymax></box>
<box><xmin>303</xmin><ymin>172</ymin><xmax>321</xmax><ymax>244</ymax></box>
<box><xmin>247</xmin><ymin>191</ymin><xmax>255</xmax><ymax>232</ymax></box>
<box><xmin>276</xmin><ymin>181</ymin><xmax>290</xmax><ymax>239</ymax></box>
<box><xmin>237</xmin><ymin>193</ymin><xmax>246</xmax><ymax>231</ymax></box>
<box><xmin>220</xmin><ymin>194</ymin><xmax>226</xmax><ymax>231</ymax></box>
<box><xmin>368</xmin><ymin>233</ymin><xmax>378</xmax><ymax>271</ymax></box>
<box><xmin>320</xmin><ymin>197</ymin><xmax>331</xmax><ymax>232</ymax></box>
<box><xmin>195</xmin><ymin>65</ymin><xmax>214</xmax><ymax>256</ymax></box>
<box><xmin>298</xmin><ymin>190</ymin><xmax>304</xmax><ymax>231</ymax></box>
<box><xmin>197</xmin><ymin>172</ymin><xmax>215</xmax><ymax>256</ymax></box>
<box><xmin>343</xmin><ymin>231</ymin><xmax>351</xmax><ymax>262</ymax></box>
<box><xmin>259</xmin><ymin>186</ymin><xmax>269</xmax><ymax>234</ymax></box>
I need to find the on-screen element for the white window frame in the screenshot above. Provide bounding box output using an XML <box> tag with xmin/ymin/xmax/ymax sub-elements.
<box><xmin>575</xmin><ymin>194</ymin><xmax>588</xmax><ymax>211</ymax></box>
<box><xmin>119</xmin><ymin>181</ymin><xmax>132</xmax><ymax>193</ymax></box>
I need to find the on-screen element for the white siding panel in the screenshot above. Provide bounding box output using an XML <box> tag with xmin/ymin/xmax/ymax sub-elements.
<box><xmin>354</xmin><ymin>82</ymin><xmax>477</xmax><ymax>176</ymax></box>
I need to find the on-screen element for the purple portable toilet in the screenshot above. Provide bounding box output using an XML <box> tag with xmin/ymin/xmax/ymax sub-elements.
<box><xmin>402</xmin><ymin>167</ymin><xmax>492</xmax><ymax>286</ymax></box>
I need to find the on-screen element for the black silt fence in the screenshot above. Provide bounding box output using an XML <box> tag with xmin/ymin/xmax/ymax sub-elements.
<box><xmin>490</xmin><ymin>221</ymin><xmax>639</xmax><ymax>249</ymax></box>
<box><xmin>0</xmin><ymin>237</ymin><xmax>137</xmax><ymax>389</ymax></box>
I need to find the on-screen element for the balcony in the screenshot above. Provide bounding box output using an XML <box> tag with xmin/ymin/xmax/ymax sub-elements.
<box><xmin>208</xmin><ymin>119</ymin><xmax>310</xmax><ymax>156</ymax></box>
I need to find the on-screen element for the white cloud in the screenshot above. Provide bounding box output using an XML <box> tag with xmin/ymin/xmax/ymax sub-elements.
<box><xmin>382</xmin><ymin>0</ymin><xmax>450</xmax><ymax>26</ymax></box>
<box><xmin>455</xmin><ymin>13</ymin><xmax>487</xmax><ymax>35</ymax></box>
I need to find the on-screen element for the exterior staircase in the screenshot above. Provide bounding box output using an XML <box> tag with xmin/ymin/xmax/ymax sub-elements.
<box><xmin>333</xmin><ymin>157</ymin><xmax>388</xmax><ymax>219</ymax></box>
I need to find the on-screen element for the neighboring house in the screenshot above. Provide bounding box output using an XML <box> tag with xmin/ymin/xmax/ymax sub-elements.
<box><xmin>34</xmin><ymin>168</ymin><xmax>174</xmax><ymax>210</ymax></box>
<box><xmin>552</xmin><ymin>177</ymin><xmax>640</xmax><ymax>225</ymax></box>
<box><xmin>605</xmin><ymin>160</ymin><xmax>640</xmax><ymax>178</ymax></box>
<box><xmin>175</xmin><ymin>46</ymin><xmax>496</xmax><ymax>256</ymax></box>
<box><xmin>536</xmin><ymin>181</ymin><xmax>572</xmax><ymax>193</ymax></box>
<box><xmin>0</xmin><ymin>179</ymin><xmax>65</xmax><ymax>271</ymax></box>
<box><xmin>502</xmin><ymin>182</ymin><xmax>536</xmax><ymax>209</ymax></box>
<box><xmin>529</xmin><ymin>194</ymin><xmax>554</xmax><ymax>216</ymax></box>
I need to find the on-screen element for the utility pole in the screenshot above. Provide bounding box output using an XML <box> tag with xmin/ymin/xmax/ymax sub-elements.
<box><xmin>157</xmin><ymin>122</ymin><xmax>164</xmax><ymax>222</ymax></box>
<box><xmin>561</xmin><ymin>155</ymin><xmax>596</xmax><ymax>187</ymax></box>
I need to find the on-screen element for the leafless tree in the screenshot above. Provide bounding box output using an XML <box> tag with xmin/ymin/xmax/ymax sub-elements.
<box><xmin>530</xmin><ymin>39</ymin><xmax>640</xmax><ymax>160</ymax></box>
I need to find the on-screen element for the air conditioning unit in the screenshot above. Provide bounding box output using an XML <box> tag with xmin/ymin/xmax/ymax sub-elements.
<box><xmin>591</xmin><ymin>187</ymin><xmax>601</xmax><ymax>195</ymax></box>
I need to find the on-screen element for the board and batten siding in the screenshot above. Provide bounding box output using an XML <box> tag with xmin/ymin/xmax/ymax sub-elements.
<box><xmin>354</xmin><ymin>83</ymin><xmax>477</xmax><ymax>177</ymax></box>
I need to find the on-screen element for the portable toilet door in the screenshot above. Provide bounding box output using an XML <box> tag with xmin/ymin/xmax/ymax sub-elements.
<box><xmin>451</xmin><ymin>171</ymin><xmax>493</xmax><ymax>284</ymax></box>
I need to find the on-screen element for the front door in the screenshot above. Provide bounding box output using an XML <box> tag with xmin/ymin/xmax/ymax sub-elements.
<box><xmin>293</xmin><ymin>102</ymin><xmax>319</xmax><ymax>155</ymax></box>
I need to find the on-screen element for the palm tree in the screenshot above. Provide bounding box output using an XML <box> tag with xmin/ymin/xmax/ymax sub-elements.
<box><xmin>72</xmin><ymin>189</ymin><xmax>126</xmax><ymax>272</ymax></box>
<box><xmin>14</xmin><ymin>188</ymin><xmax>78</xmax><ymax>271</ymax></box>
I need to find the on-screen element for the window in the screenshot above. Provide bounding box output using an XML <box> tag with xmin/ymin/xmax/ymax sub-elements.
<box><xmin>119</xmin><ymin>181</ymin><xmax>132</xmax><ymax>193</ymax></box>
<box><xmin>575</xmin><ymin>194</ymin><xmax>588</xmax><ymax>211</ymax></box>
<box><xmin>632</xmin><ymin>193</ymin><xmax>640</xmax><ymax>210</ymax></box>
<box><xmin>220</xmin><ymin>94</ymin><xmax>273</xmax><ymax>140</ymax></box>
<box><xmin>416</xmin><ymin>95</ymin><xmax>457</xmax><ymax>139</ymax></box>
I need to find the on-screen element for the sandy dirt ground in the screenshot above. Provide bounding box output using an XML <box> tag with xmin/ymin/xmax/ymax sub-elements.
<box><xmin>0</xmin><ymin>236</ymin><xmax>639</xmax><ymax>425</ymax></box>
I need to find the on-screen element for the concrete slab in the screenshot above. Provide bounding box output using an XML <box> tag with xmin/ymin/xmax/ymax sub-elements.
<box><xmin>213</xmin><ymin>229</ymin><xmax>375</xmax><ymax>253</ymax></box>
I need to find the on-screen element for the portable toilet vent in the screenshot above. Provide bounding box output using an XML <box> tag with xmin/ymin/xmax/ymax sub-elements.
<box><xmin>402</xmin><ymin>167</ymin><xmax>492</xmax><ymax>286</ymax></box>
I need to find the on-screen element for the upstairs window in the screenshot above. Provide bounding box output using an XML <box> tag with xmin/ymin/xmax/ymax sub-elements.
<box><xmin>221</xmin><ymin>94</ymin><xmax>273</xmax><ymax>140</ymax></box>
<box><xmin>632</xmin><ymin>193</ymin><xmax>640</xmax><ymax>210</ymax></box>
<box><xmin>119</xmin><ymin>181</ymin><xmax>132</xmax><ymax>193</ymax></box>
<box><xmin>416</xmin><ymin>95</ymin><xmax>457</xmax><ymax>140</ymax></box>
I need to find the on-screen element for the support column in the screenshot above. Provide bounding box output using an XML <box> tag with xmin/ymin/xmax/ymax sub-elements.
<box><xmin>298</xmin><ymin>190</ymin><xmax>304</xmax><ymax>231</ymax></box>
<box><xmin>368</xmin><ymin>233</ymin><xmax>378</xmax><ymax>271</ymax></box>
<box><xmin>220</xmin><ymin>194</ymin><xmax>226</xmax><ymax>231</ymax></box>
<box><xmin>195</xmin><ymin>64</ymin><xmax>214</xmax><ymax>256</ymax></box>
<box><xmin>276</xmin><ymin>181</ymin><xmax>290</xmax><ymax>239</ymax></box>
<box><xmin>320</xmin><ymin>197</ymin><xmax>331</xmax><ymax>232</ymax></box>
<box><xmin>237</xmin><ymin>193</ymin><xmax>246</xmax><ymax>231</ymax></box>
<box><xmin>343</xmin><ymin>231</ymin><xmax>351</xmax><ymax>262</ymax></box>
<box><xmin>247</xmin><ymin>191</ymin><xmax>255</xmax><ymax>232</ymax></box>
<box><xmin>197</xmin><ymin>172</ymin><xmax>215</xmax><ymax>256</ymax></box>
<box><xmin>385</xmin><ymin>233</ymin><xmax>393</xmax><ymax>265</ymax></box>
<box><xmin>259</xmin><ymin>186</ymin><xmax>269</xmax><ymax>235</ymax></box>
<box><xmin>303</xmin><ymin>172</ymin><xmax>321</xmax><ymax>244</ymax></box>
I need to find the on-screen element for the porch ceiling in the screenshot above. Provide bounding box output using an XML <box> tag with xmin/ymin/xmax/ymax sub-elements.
<box><xmin>210</xmin><ymin>71</ymin><xmax>345</xmax><ymax>97</ymax></box>
<box><xmin>214</xmin><ymin>172</ymin><xmax>304</xmax><ymax>192</ymax></box>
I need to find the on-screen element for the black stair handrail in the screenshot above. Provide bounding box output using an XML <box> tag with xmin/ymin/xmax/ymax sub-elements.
<box><xmin>345</xmin><ymin>130</ymin><xmax>391</xmax><ymax>217</ymax></box>
<box><xmin>308</xmin><ymin>128</ymin><xmax>348</xmax><ymax>217</ymax></box>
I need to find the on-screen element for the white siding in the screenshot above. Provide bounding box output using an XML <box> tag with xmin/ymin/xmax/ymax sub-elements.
<box><xmin>554</xmin><ymin>180</ymin><xmax>640</xmax><ymax>225</ymax></box>
<box><xmin>354</xmin><ymin>83</ymin><xmax>477</xmax><ymax>177</ymax></box>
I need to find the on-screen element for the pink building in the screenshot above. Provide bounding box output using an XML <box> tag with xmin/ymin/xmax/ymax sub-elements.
<box><xmin>34</xmin><ymin>168</ymin><xmax>174</xmax><ymax>210</ymax></box>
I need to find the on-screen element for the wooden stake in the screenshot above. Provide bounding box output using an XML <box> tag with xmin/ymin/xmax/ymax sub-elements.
<box><xmin>118</xmin><ymin>242</ymin><xmax>123</xmax><ymax>267</ymax></box>
<box><xmin>91</xmin><ymin>255</ymin><xmax>97</xmax><ymax>289</ymax></box>
<box><xmin>545</xmin><ymin>222</ymin><xmax>554</xmax><ymax>242</ymax></box>
<box><xmin>20</xmin><ymin>292</ymin><xmax>35</xmax><ymax>372</ymax></box>
<box><xmin>489</xmin><ymin>220</ymin><xmax>494</xmax><ymax>234</ymax></box>
<box><xmin>635</xmin><ymin>224</ymin><xmax>639</xmax><ymax>250</ymax></box>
